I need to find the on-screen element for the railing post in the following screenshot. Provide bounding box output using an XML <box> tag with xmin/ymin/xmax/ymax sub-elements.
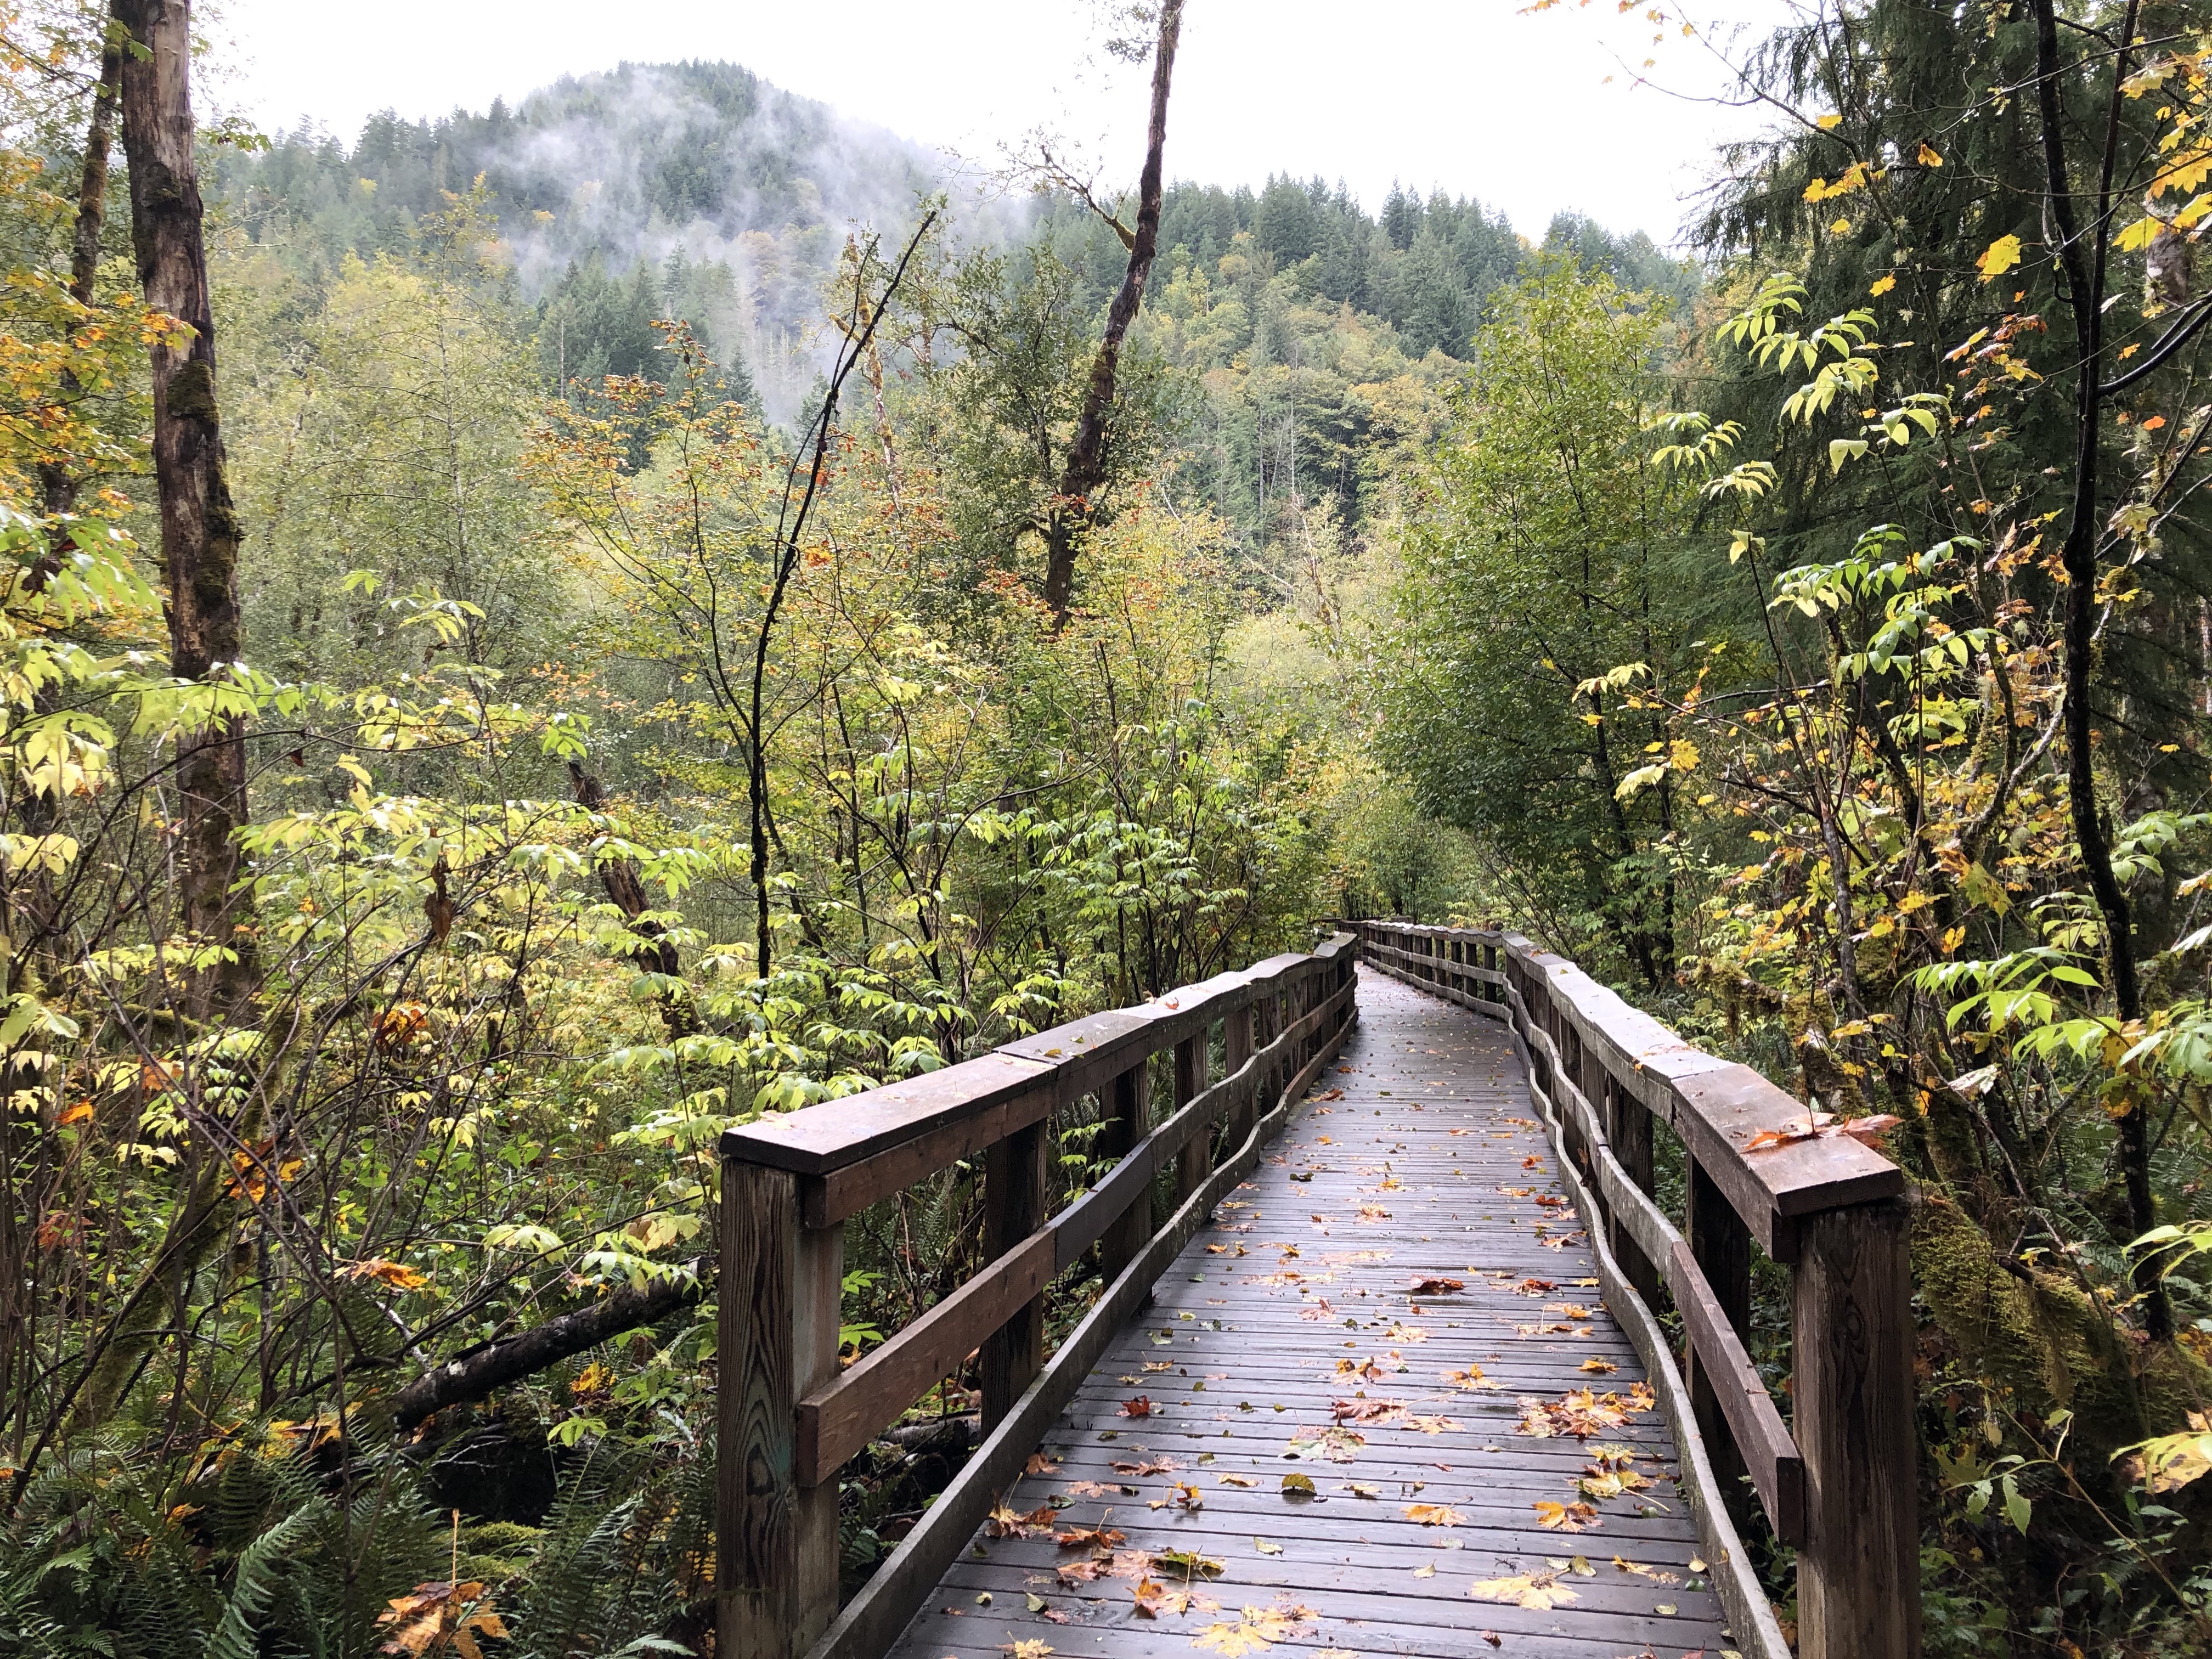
<box><xmin>1684</xmin><ymin>1154</ymin><xmax>1751</xmax><ymax>1508</ymax></box>
<box><xmin>1257</xmin><ymin>981</ymin><xmax>1281</xmax><ymax>1109</ymax></box>
<box><xmin>1794</xmin><ymin>1199</ymin><xmax>1919</xmax><ymax>1659</ymax></box>
<box><xmin>980</xmin><ymin>1118</ymin><xmax>1047</xmax><ymax>1430</ymax></box>
<box><xmin>1604</xmin><ymin>1074</ymin><xmax>1662</xmax><ymax>1305</ymax></box>
<box><xmin>719</xmin><ymin>1161</ymin><xmax>842</xmax><ymax>1659</ymax></box>
<box><xmin>1224</xmin><ymin>997</ymin><xmax>1256</xmax><ymax>1148</ymax></box>
<box><xmin>1173</xmin><ymin>1028</ymin><xmax>1209</xmax><ymax>1205</ymax></box>
<box><xmin>1482</xmin><ymin>941</ymin><xmax>1497</xmax><ymax>1003</ymax></box>
<box><xmin>1100</xmin><ymin>1060</ymin><xmax>1151</xmax><ymax>1282</ymax></box>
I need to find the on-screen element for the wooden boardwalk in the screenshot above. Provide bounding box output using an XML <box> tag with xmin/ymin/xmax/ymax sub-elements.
<box><xmin>887</xmin><ymin>967</ymin><xmax>1732</xmax><ymax>1659</ymax></box>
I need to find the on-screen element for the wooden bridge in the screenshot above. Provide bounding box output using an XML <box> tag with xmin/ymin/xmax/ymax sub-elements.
<box><xmin>718</xmin><ymin>927</ymin><xmax>1918</xmax><ymax>1659</ymax></box>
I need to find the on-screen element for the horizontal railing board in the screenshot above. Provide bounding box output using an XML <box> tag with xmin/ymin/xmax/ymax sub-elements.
<box><xmin>1671</xmin><ymin>1239</ymin><xmax>1805</xmax><ymax>1543</ymax></box>
<box><xmin>725</xmin><ymin>1051</ymin><xmax>1054</xmax><ymax>1176</ymax></box>
<box><xmin>804</xmin><ymin>1076</ymin><xmax>1058</xmax><ymax>1227</ymax></box>
<box><xmin>725</xmin><ymin>943</ymin><xmax>1348</xmax><ymax>1180</ymax></box>
<box><xmin>797</xmin><ymin>1229</ymin><xmax>1057</xmax><ymax>1483</ymax></box>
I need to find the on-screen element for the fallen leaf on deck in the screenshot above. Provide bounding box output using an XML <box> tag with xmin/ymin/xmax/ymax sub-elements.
<box><xmin>1254</xmin><ymin>1538</ymin><xmax>1284</xmax><ymax>1555</ymax></box>
<box><xmin>1468</xmin><ymin>1573</ymin><xmax>1577</xmax><ymax>1610</ymax></box>
<box><xmin>1407</xmin><ymin>1277</ymin><xmax>1464</xmax><ymax>1296</ymax></box>
<box><xmin>1218</xmin><ymin>1473</ymin><xmax>1258</xmax><ymax>1487</ymax></box>
<box><xmin>1441</xmin><ymin>1367</ymin><xmax>1500</xmax><ymax>1391</ymax></box>
<box><xmin>1190</xmin><ymin>1605</ymin><xmax>1318</xmax><ymax>1655</ymax></box>
<box><xmin>986</xmin><ymin>1504</ymin><xmax>1060</xmax><ymax>1539</ymax></box>
<box><xmin>1052</xmin><ymin>1523</ymin><xmax>1128</xmax><ymax>1551</ymax></box>
<box><xmin>1533</xmin><ymin>1500</ymin><xmax>1601</xmax><ymax>1532</ymax></box>
<box><xmin>1026</xmin><ymin>1453</ymin><xmax>1062</xmax><ymax>1475</ymax></box>
<box><xmin>1404</xmin><ymin>1503</ymin><xmax>1463</xmax><ymax>1526</ymax></box>
<box><xmin>1154</xmin><ymin>1549</ymin><xmax>1225</xmax><ymax>1581</ymax></box>
<box><xmin>1334</xmin><ymin>1398</ymin><xmax>1406</xmax><ymax>1425</ymax></box>
<box><xmin>1132</xmin><ymin>1578</ymin><xmax>1183</xmax><ymax>1618</ymax></box>
<box><xmin>1119</xmin><ymin>1397</ymin><xmax>1153</xmax><ymax>1418</ymax></box>
<box><xmin>1279</xmin><ymin>1474</ymin><xmax>1316</xmax><ymax>1497</ymax></box>
<box><xmin>1113</xmin><ymin>1458</ymin><xmax>1178</xmax><ymax>1477</ymax></box>
<box><xmin>1579</xmin><ymin>1357</ymin><xmax>1618</xmax><ymax>1374</ymax></box>
<box><xmin>1412</xmin><ymin>1563</ymin><xmax>1436</xmax><ymax>1578</ymax></box>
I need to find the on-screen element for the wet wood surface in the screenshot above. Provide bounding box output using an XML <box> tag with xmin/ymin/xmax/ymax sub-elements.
<box><xmin>883</xmin><ymin>968</ymin><xmax>1734</xmax><ymax>1659</ymax></box>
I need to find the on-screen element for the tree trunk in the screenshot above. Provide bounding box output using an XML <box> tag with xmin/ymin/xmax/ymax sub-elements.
<box><xmin>40</xmin><ymin>32</ymin><xmax>120</xmax><ymax>521</ymax></box>
<box><xmin>1040</xmin><ymin>0</ymin><xmax>1184</xmax><ymax>626</ymax></box>
<box><xmin>114</xmin><ymin>0</ymin><xmax>255</xmax><ymax>1007</ymax></box>
<box><xmin>568</xmin><ymin>762</ymin><xmax>691</xmax><ymax>1035</ymax></box>
<box><xmin>2030</xmin><ymin>0</ymin><xmax>2167</xmax><ymax>1336</ymax></box>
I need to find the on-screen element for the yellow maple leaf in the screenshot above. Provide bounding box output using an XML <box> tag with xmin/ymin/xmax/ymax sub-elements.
<box><xmin>1918</xmin><ymin>142</ymin><xmax>1943</xmax><ymax>166</ymax></box>
<box><xmin>1469</xmin><ymin>1572</ymin><xmax>1579</xmax><ymax>1610</ymax></box>
<box><xmin>1816</xmin><ymin>112</ymin><xmax>1842</xmax><ymax>129</ymax></box>
<box><xmin>1403</xmin><ymin>1503</ymin><xmax>1463</xmax><ymax>1526</ymax></box>
<box><xmin>1977</xmin><ymin>235</ymin><xmax>2024</xmax><ymax>280</ymax></box>
<box><xmin>1869</xmin><ymin>274</ymin><xmax>1898</xmax><ymax>296</ymax></box>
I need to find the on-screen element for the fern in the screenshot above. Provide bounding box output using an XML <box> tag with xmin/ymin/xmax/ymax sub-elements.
<box><xmin>205</xmin><ymin>1499</ymin><xmax>333</xmax><ymax>1659</ymax></box>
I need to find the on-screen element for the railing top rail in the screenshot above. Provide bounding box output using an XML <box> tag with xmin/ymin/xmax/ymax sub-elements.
<box><xmin>721</xmin><ymin>933</ymin><xmax>1354</xmax><ymax>1180</ymax></box>
<box><xmin>1347</xmin><ymin>921</ymin><xmax>1902</xmax><ymax>1249</ymax></box>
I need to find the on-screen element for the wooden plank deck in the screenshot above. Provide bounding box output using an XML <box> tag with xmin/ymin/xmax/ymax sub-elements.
<box><xmin>886</xmin><ymin>967</ymin><xmax>1734</xmax><ymax>1659</ymax></box>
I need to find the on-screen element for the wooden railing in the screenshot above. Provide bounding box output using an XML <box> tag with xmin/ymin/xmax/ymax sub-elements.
<box><xmin>716</xmin><ymin>934</ymin><xmax>1361</xmax><ymax>1659</ymax></box>
<box><xmin>1349</xmin><ymin>920</ymin><xmax>1918</xmax><ymax>1659</ymax></box>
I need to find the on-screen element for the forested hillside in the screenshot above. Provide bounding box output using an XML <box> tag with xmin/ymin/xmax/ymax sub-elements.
<box><xmin>2</xmin><ymin>0</ymin><xmax>2209</xmax><ymax>1655</ymax></box>
<box><xmin>210</xmin><ymin>67</ymin><xmax>1687</xmax><ymax>570</ymax></box>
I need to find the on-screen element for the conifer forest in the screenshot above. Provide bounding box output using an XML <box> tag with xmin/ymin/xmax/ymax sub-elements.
<box><xmin>1</xmin><ymin>0</ymin><xmax>2211</xmax><ymax>1654</ymax></box>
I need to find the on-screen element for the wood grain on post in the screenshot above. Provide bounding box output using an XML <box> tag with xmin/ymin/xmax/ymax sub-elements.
<box><xmin>1253</xmin><ymin>987</ymin><xmax>1279</xmax><ymax>1121</ymax></box>
<box><xmin>1685</xmin><ymin>1157</ymin><xmax>1752</xmax><ymax>1511</ymax></box>
<box><xmin>718</xmin><ymin>1163</ymin><xmax>842</xmax><ymax>1659</ymax></box>
<box><xmin>1794</xmin><ymin>1199</ymin><xmax>1919</xmax><ymax>1659</ymax></box>
<box><xmin>1100</xmin><ymin>1060</ymin><xmax>1150</xmax><ymax>1282</ymax></box>
<box><xmin>1173</xmin><ymin>1031</ymin><xmax>1208</xmax><ymax>1205</ymax></box>
<box><xmin>1606</xmin><ymin>1073</ymin><xmax>1662</xmax><ymax>1305</ymax></box>
<box><xmin>1223</xmin><ymin>1002</ymin><xmax>1256</xmax><ymax>1150</ymax></box>
<box><xmin>979</xmin><ymin>1119</ymin><xmax>1048</xmax><ymax>1431</ymax></box>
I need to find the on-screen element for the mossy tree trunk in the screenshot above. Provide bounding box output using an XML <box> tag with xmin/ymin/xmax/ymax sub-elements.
<box><xmin>114</xmin><ymin>0</ymin><xmax>254</xmax><ymax>1009</ymax></box>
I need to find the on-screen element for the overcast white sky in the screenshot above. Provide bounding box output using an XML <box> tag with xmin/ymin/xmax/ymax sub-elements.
<box><xmin>208</xmin><ymin>0</ymin><xmax>1787</xmax><ymax>245</ymax></box>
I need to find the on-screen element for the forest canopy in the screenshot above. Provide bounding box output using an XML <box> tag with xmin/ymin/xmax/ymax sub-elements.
<box><xmin>1</xmin><ymin>1</ymin><xmax>2209</xmax><ymax>1656</ymax></box>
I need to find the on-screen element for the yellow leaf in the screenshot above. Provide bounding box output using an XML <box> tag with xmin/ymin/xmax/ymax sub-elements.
<box><xmin>1469</xmin><ymin>1572</ymin><xmax>1579</xmax><ymax>1611</ymax></box>
<box><xmin>1404</xmin><ymin>1503</ymin><xmax>1464</xmax><ymax>1526</ymax></box>
<box><xmin>1829</xmin><ymin>217</ymin><xmax>1851</xmax><ymax>234</ymax></box>
<box><xmin>1918</xmin><ymin>142</ymin><xmax>1943</xmax><ymax>166</ymax></box>
<box><xmin>1817</xmin><ymin>112</ymin><xmax>1842</xmax><ymax>129</ymax></box>
<box><xmin>2115</xmin><ymin>216</ymin><xmax>2163</xmax><ymax>252</ymax></box>
<box><xmin>342</xmin><ymin>1258</ymin><xmax>428</xmax><ymax>1291</ymax></box>
<box><xmin>1869</xmin><ymin>274</ymin><xmax>1898</xmax><ymax>296</ymax></box>
<box><xmin>1977</xmin><ymin>234</ymin><xmax>2024</xmax><ymax>280</ymax></box>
